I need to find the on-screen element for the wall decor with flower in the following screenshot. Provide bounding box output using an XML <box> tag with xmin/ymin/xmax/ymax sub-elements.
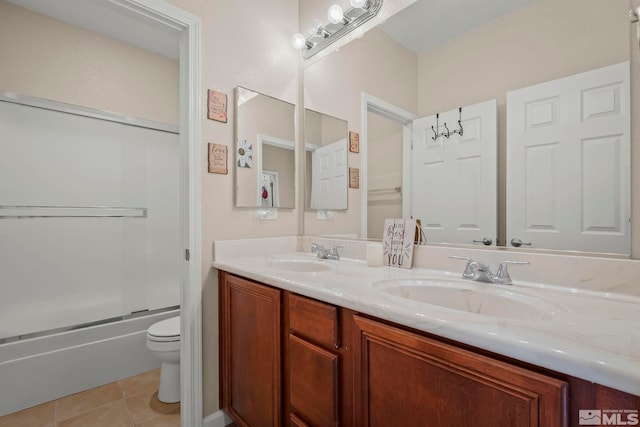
<box><xmin>236</xmin><ymin>139</ymin><xmax>253</xmax><ymax>168</ymax></box>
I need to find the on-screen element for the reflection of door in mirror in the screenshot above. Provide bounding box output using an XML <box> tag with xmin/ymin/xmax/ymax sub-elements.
<box><xmin>256</xmin><ymin>135</ymin><xmax>295</xmax><ymax>208</ymax></box>
<box><xmin>304</xmin><ymin>109</ymin><xmax>348</xmax><ymax>210</ymax></box>
<box><xmin>235</xmin><ymin>87</ymin><xmax>296</xmax><ymax>208</ymax></box>
<box><xmin>302</xmin><ymin>0</ymin><xmax>631</xmax><ymax>255</ymax></box>
<box><xmin>507</xmin><ymin>62</ymin><xmax>630</xmax><ymax>254</ymax></box>
<box><xmin>310</xmin><ymin>140</ymin><xmax>348</xmax><ymax>209</ymax></box>
<box><xmin>410</xmin><ymin>100</ymin><xmax>497</xmax><ymax>246</ymax></box>
<box><xmin>367</xmin><ymin>112</ymin><xmax>404</xmax><ymax>239</ymax></box>
<box><xmin>259</xmin><ymin>171</ymin><xmax>279</xmax><ymax>208</ymax></box>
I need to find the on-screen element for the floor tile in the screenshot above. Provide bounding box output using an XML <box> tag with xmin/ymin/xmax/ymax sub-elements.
<box><xmin>125</xmin><ymin>389</ymin><xmax>180</xmax><ymax>424</ymax></box>
<box><xmin>135</xmin><ymin>412</ymin><xmax>180</xmax><ymax>427</ymax></box>
<box><xmin>57</xmin><ymin>382</ymin><xmax>123</xmax><ymax>421</ymax></box>
<box><xmin>58</xmin><ymin>400</ymin><xmax>132</xmax><ymax>427</ymax></box>
<box><xmin>119</xmin><ymin>369</ymin><xmax>161</xmax><ymax>398</ymax></box>
<box><xmin>0</xmin><ymin>401</ymin><xmax>56</xmax><ymax>427</ymax></box>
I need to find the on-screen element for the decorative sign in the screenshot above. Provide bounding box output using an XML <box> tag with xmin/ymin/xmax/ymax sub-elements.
<box><xmin>382</xmin><ymin>218</ymin><xmax>417</xmax><ymax>269</ymax></box>
<box><xmin>207</xmin><ymin>90</ymin><xmax>228</xmax><ymax>123</ymax></box>
<box><xmin>349</xmin><ymin>131</ymin><xmax>360</xmax><ymax>153</ymax></box>
<box><xmin>349</xmin><ymin>167</ymin><xmax>359</xmax><ymax>189</ymax></box>
<box><xmin>208</xmin><ymin>143</ymin><xmax>228</xmax><ymax>174</ymax></box>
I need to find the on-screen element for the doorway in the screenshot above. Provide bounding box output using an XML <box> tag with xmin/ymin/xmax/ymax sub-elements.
<box><xmin>360</xmin><ymin>94</ymin><xmax>416</xmax><ymax>238</ymax></box>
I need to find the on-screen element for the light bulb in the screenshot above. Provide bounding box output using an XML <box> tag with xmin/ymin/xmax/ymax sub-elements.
<box><xmin>291</xmin><ymin>33</ymin><xmax>306</xmax><ymax>50</ymax></box>
<box><xmin>327</xmin><ymin>4</ymin><xmax>344</xmax><ymax>24</ymax></box>
<box><xmin>308</xmin><ymin>19</ymin><xmax>323</xmax><ymax>36</ymax></box>
<box><xmin>350</xmin><ymin>0</ymin><xmax>367</xmax><ymax>8</ymax></box>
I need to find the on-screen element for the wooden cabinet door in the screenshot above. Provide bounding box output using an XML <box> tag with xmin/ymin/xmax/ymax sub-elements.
<box><xmin>219</xmin><ymin>272</ymin><xmax>281</xmax><ymax>427</ymax></box>
<box><xmin>352</xmin><ymin>315</ymin><xmax>567</xmax><ymax>427</ymax></box>
<box><xmin>289</xmin><ymin>334</ymin><xmax>339</xmax><ymax>427</ymax></box>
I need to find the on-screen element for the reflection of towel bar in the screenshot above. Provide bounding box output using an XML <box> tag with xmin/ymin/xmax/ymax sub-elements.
<box><xmin>0</xmin><ymin>205</ymin><xmax>147</xmax><ymax>218</ymax></box>
<box><xmin>367</xmin><ymin>187</ymin><xmax>401</xmax><ymax>194</ymax></box>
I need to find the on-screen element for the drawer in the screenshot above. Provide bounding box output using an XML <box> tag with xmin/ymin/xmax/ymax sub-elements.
<box><xmin>288</xmin><ymin>293</ymin><xmax>339</xmax><ymax>349</ymax></box>
<box><xmin>289</xmin><ymin>334</ymin><xmax>339</xmax><ymax>427</ymax></box>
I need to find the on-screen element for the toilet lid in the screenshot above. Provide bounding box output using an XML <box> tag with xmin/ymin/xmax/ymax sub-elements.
<box><xmin>148</xmin><ymin>316</ymin><xmax>180</xmax><ymax>338</ymax></box>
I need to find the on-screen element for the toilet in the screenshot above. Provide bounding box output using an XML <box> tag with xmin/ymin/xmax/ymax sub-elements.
<box><xmin>146</xmin><ymin>316</ymin><xmax>181</xmax><ymax>403</ymax></box>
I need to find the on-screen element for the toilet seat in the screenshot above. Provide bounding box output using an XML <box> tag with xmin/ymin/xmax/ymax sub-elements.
<box><xmin>147</xmin><ymin>316</ymin><xmax>180</xmax><ymax>342</ymax></box>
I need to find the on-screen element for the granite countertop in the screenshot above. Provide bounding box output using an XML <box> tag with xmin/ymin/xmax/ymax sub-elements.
<box><xmin>213</xmin><ymin>250</ymin><xmax>640</xmax><ymax>396</ymax></box>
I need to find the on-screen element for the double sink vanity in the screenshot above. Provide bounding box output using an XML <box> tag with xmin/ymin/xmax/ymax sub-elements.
<box><xmin>214</xmin><ymin>236</ymin><xmax>640</xmax><ymax>427</ymax></box>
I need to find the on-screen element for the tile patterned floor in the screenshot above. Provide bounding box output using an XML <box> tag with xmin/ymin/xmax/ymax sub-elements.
<box><xmin>0</xmin><ymin>369</ymin><xmax>180</xmax><ymax>427</ymax></box>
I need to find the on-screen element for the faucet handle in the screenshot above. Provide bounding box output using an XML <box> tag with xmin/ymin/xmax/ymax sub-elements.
<box><xmin>495</xmin><ymin>260</ymin><xmax>529</xmax><ymax>285</ymax></box>
<box><xmin>449</xmin><ymin>256</ymin><xmax>476</xmax><ymax>279</ymax></box>
<box><xmin>330</xmin><ymin>245</ymin><xmax>345</xmax><ymax>258</ymax></box>
<box><xmin>311</xmin><ymin>243</ymin><xmax>324</xmax><ymax>253</ymax></box>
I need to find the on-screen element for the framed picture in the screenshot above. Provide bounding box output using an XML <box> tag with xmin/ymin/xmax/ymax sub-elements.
<box><xmin>349</xmin><ymin>167</ymin><xmax>359</xmax><ymax>189</ymax></box>
<box><xmin>349</xmin><ymin>131</ymin><xmax>360</xmax><ymax>153</ymax></box>
<box><xmin>207</xmin><ymin>90</ymin><xmax>228</xmax><ymax>123</ymax></box>
<box><xmin>208</xmin><ymin>143</ymin><xmax>228</xmax><ymax>174</ymax></box>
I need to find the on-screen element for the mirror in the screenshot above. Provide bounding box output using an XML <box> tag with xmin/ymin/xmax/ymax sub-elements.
<box><xmin>235</xmin><ymin>87</ymin><xmax>296</xmax><ymax>208</ymax></box>
<box><xmin>304</xmin><ymin>109</ymin><xmax>349</xmax><ymax>210</ymax></box>
<box><xmin>303</xmin><ymin>0</ymin><xmax>632</xmax><ymax>254</ymax></box>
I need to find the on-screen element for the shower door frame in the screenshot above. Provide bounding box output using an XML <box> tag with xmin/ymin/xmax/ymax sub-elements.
<box><xmin>108</xmin><ymin>1</ymin><xmax>203</xmax><ymax>426</ymax></box>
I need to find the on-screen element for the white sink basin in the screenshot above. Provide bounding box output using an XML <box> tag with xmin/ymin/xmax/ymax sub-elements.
<box><xmin>373</xmin><ymin>278</ymin><xmax>564</xmax><ymax>320</ymax></box>
<box><xmin>268</xmin><ymin>258</ymin><xmax>332</xmax><ymax>273</ymax></box>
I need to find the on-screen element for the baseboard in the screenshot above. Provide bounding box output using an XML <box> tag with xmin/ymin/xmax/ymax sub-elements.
<box><xmin>203</xmin><ymin>410</ymin><xmax>233</xmax><ymax>427</ymax></box>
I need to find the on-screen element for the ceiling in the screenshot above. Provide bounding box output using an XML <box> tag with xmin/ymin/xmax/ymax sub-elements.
<box><xmin>378</xmin><ymin>0</ymin><xmax>536</xmax><ymax>54</ymax></box>
<box><xmin>6</xmin><ymin>0</ymin><xmax>535</xmax><ymax>60</ymax></box>
<box><xmin>6</xmin><ymin>0</ymin><xmax>180</xmax><ymax>59</ymax></box>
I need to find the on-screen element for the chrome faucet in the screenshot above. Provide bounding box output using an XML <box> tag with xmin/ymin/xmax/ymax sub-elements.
<box><xmin>311</xmin><ymin>243</ymin><xmax>345</xmax><ymax>260</ymax></box>
<box><xmin>449</xmin><ymin>256</ymin><xmax>528</xmax><ymax>285</ymax></box>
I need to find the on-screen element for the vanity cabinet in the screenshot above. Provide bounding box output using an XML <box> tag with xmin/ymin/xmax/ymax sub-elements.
<box><xmin>351</xmin><ymin>315</ymin><xmax>567</xmax><ymax>427</ymax></box>
<box><xmin>286</xmin><ymin>293</ymin><xmax>349</xmax><ymax>427</ymax></box>
<box><xmin>219</xmin><ymin>273</ymin><xmax>282</xmax><ymax>427</ymax></box>
<box><xmin>219</xmin><ymin>271</ymin><xmax>639</xmax><ymax>427</ymax></box>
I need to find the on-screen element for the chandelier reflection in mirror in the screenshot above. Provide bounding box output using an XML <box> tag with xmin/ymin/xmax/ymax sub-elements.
<box><xmin>292</xmin><ymin>0</ymin><xmax>383</xmax><ymax>59</ymax></box>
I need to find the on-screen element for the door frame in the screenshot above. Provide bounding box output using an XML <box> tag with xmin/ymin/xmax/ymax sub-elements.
<box><xmin>360</xmin><ymin>93</ymin><xmax>416</xmax><ymax>238</ymax></box>
<box><xmin>112</xmin><ymin>1</ymin><xmax>202</xmax><ymax>426</ymax></box>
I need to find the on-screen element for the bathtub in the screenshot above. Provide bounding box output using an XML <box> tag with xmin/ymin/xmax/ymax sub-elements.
<box><xmin>0</xmin><ymin>307</ymin><xmax>179</xmax><ymax>417</ymax></box>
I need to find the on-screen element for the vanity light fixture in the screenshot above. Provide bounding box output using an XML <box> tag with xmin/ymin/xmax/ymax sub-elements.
<box><xmin>293</xmin><ymin>0</ymin><xmax>383</xmax><ymax>59</ymax></box>
<box><xmin>327</xmin><ymin>4</ymin><xmax>344</xmax><ymax>24</ymax></box>
<box><xmin>291</xmin><ymin>33</ymin><xmax>308</xmax><ymax>50</ymax></box>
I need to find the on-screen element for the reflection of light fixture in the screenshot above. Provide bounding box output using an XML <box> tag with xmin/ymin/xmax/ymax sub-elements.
<box><xmin>327</xmin><ymin>5</ymin><xmax>344</xmax><ymax>24</ymax></box>
<box><xmin>291</xmin><ymin>33</ymin><xmax>307</xmax><ymax>49</ymax></box>
<box><xmin>308</xmin><ymin>19</ymin><xmax>323</xmax><ymax>36</ymax></box>
<box><xmin>293</xmin><ymin>0</ymin><xmax>383</xmax><ymax>58</ymax></box>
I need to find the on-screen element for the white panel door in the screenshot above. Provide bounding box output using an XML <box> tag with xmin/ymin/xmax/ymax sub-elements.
<box><xmin>507</xmin><ymin>62</ymin><xmax>630</xmax><ymax>254</ymax></box>
<box><xmin>310</xmin><ymin>139</ymin><xmax>348</xmax><ymax>210</ymax></box>
<box><xmin>411</xmin><ymin>99</ymin><xmax>497</xmax><ymax>245</ymax></box>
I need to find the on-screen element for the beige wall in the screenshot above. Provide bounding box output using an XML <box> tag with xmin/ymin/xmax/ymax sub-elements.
<box><xmin>0</xmin><ymin>1</ymin><xmax>179</xmax><ymax>124</ymax></box>
<box><xmin>304</xmin><ymin>27</ymin><xmax>418</xmax><ymax>236</ymax></box>
<box><xmin>417</xmin><ymin>0</ymin><xmax>630</xmax><ymax>246</ymax></box>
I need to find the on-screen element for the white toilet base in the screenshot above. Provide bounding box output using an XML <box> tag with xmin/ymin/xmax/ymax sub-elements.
<box><xmin>158</xmin><ymin>361</ymin><xmax>180</xmax><ymax>403</ymax></box>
